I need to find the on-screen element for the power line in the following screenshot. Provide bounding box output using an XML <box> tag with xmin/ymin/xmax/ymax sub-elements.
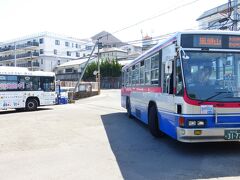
<box><xmin>0</xmin><ymin>0</ymin><xmax>202</xmax><ymax>61</ymax></box>
<box><xmin>111</xmin><ymin>0</ymin><xmax>200</xmax><ymax>36</ymax></box>
<box><xmin>77</xmin><ymin>0</ymin><xmax>200</xmax><ymax>47</ymax></box>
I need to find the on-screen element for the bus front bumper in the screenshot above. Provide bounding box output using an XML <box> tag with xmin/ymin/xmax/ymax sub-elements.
<box><xmin>177</xmin><ymin>127</ymin><xmax>240</xmax><ymax>143</ymax></box>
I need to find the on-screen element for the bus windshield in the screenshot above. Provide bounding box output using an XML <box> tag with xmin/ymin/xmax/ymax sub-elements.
<box><xmin>182</xmin><ymin>51</ymin><xmax>240</xmax><ymax>102</ymax></box>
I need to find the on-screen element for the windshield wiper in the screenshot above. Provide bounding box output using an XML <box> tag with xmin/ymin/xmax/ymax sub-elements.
<box><xmin>198</xmin><ymin>91</ymin><xmax>230</xmax><ymax>105</ymax></box>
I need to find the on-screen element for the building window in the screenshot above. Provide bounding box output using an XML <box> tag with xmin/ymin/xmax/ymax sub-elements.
<box><xmin>65</xmin><ymin>42</ymin><xmax>69</xmax><ymax>47</ymax></box>
<box><xmin>67</xmin><ymin>51</ymin><xmax>71</xmax><ymax>56</ymax></box>
<box><xmin>41</xmin><ymin>59</ymin><xmax>43</xmax><ymax>64</ymax></box>
<box><xmin>40</xmin><ymin>49</ymin><xmax>44</xmax><ymax>54</ymax></box>
<box><xmin>58</xmin><ymin>60</ymin><xmax>61</xmax><ymax>65</ymax></box>
<box><xmin>65</xmin><ymin>68</ymin><xmax>73</xmax><ymax>73</ymax></box>
<box><xmin>72</xmin><ymin>43</ymin><xmax>74</xmax><ymax>47</ymax></box>
<box><xmin>55</xmin><ymin>40</ymin><xmax>60</xmax><ymax>45</ymax></box>
<box><xmin>75</xmin><ymin>44</ymin><xmax>78</xmax><ymax>48</ymax></box>
<box><xmin>86</xmin><ymin>45</ymin><xmax>92</xmax><ymax>50</ymax></box>
<box><xmin>54</xmin><ymin>49</ymin><xmax>57</xmax><ymax>55</ymax></box>
<box><xmin>39</xmin><ymin>38</ymin><xmax>44</xmax><ymax>44</ymax></box>
<box><xmin>76</xmin><ymin>52</ymin><xmax>80</xmax><ymax>57</ymax></box>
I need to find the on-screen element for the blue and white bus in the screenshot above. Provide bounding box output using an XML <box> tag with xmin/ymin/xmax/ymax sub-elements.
<box><xmin>121</xmin><ymin>30</ymin><xmax>240</xmax><ymax>142</ymax></box>
<box><xmin>0</xmin><ymin>66</ymin><xmax>56</xmax><ymax>111</ymax></box>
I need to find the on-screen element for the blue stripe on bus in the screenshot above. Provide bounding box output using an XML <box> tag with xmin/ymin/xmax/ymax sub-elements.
<box><xmin>130</xmin><ymin>108</ymin><xmax>240</xmax><ymax>140</ymax></box>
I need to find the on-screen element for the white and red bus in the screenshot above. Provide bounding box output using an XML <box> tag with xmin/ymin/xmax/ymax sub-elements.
<box><xmin>121</xmin><ymin>30</ymin><xmax>240</xmax><ymax>142</ymax></box>
<box><xmin>0</xmin><ymin>66</ymin><xmax>56</xmax><ymax>111</ymax></box>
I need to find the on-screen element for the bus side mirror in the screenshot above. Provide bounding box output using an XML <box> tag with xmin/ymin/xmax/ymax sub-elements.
<box><xmin>165</xmin><ymin>60</ymin><xmax>172</xmax><ymax>74</ymax></box>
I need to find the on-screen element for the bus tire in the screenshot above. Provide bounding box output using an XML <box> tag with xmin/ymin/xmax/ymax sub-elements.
<box><xmin>148</xmin><ymin>105</ymin><xmax>164</xmax><ymax>138</ymax></box>
<box><xmin>126</xmin><ymin>97</ymin><xmax>133</xmax><ymax>118</ymax></box>
<box><xmin>25</xmin><ymin>99</ymin><xmax>38</xmax><ymax>111</ymax></box>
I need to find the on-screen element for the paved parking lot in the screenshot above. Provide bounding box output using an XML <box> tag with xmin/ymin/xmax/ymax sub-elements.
<box><xmin>0</xmin><ymin>89</ymin><xmax>240</xmax><ymax>180</ymax></box>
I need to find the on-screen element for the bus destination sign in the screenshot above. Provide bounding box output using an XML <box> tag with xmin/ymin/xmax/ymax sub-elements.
<box><xmin>229</xmin><ymin>36</ymin><xmax>240</xmax><ymax>48</ymax></box>
<box><xmin>193</xmin><ymin>35</ymin><xmax>222</xmax><ymax>48</ymax></box>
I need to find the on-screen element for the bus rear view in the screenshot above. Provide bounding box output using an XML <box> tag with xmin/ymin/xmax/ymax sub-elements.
<box><xmin>121</xmin><ymin>30</ymin><xmax>240</xmax><ymax>142</ymax></box>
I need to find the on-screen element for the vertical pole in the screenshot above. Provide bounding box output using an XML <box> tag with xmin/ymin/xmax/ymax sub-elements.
<box><xmin>97</xmin><ymin>40</ymin><xmax>101</xmax><ymax>94</ymax></box>
<box><xmin>73</xmin><ymin>41</ymin><xmax>98</xmax><ymax>93</ymax></box>
<box><xmin>233</xmin><ymin>0</ymin><xmax>238</xmax><ymax>31</ymax></box>
<box><xmin>14</xmin><ymin>42</ymin><xmax>16</xmax><ymax>67</ymax></box>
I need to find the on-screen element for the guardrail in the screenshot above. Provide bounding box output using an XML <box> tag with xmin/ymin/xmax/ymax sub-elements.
<box><xmin>0</xmin><ymin>52</ymin><xmax>39</xmax><ymax>61</ymax></box>
<box><xmin>0</xmin><ymin>41</ymin><xmax>39</xmax><ymax>52</ymax></box>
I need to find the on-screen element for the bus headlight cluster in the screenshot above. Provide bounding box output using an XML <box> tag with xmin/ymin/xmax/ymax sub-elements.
<box><xmin>188</xmin><ymin>120</ymin><xmax>205</xmax><ymax>127</ymax></box>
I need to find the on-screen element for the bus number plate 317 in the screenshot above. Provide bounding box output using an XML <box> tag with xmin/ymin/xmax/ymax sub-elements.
<box><xmin>224</xmin><ymin>130</ymin><xmax>240</xmax><ymax>140</ymax></box>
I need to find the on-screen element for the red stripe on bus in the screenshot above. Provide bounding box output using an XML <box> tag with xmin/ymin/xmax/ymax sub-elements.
<box><xmin>183</xmin><ymin>89</ymin><xmax>240</xmax><ymax>108</ymax></box>
<box><xmin>121</xmin><ymin>87</ymin><xmax>162</xmax><ymax>95</ymax></box>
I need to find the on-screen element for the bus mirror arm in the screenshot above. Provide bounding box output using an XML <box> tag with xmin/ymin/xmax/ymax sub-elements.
<box><xmin>179</xmin><ymin>46</ymin><xmax>189</xmax><ymax>60</ymax></box>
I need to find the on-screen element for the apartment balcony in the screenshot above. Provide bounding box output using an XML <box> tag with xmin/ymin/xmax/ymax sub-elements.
<box><xmin>56</xmin><ymin>73</ymin><xmax>81</xmax><ymax>81</ymax></box>
<box><xmin>0</xmin><ymin>52</ymin><xmax>39</xmax><ymax>61</ymax></box>
<box><xmin>17</xmin><ymin>62</ymin><xmax>40</xmax><ymax>68</ymax></box>
<box><xmin>0</xmin><ymin>41</ymin><xmax>39</xmax><ymax>53</ymax></box>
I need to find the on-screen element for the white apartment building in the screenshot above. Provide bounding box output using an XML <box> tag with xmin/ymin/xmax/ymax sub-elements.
<box><xmin>99</xmin><ymin>48</ymin><xmax>127</xmax><ymax>61</ymax></box>
<box><xmin>0</xmin><ymin>32</ymin><xmax>88</xmax><ymax>71</ymax></box>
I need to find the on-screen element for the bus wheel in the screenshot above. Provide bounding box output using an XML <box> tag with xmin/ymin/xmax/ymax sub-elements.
<box><xmin>126</xmin><ymin>97</ymin><xmax>133</xmax><ymax>118</ymax></box>
<box><xmin>26</xmin><ymin>99</ymin><xmax>38</xmax><ymax>111</ymax></box>
<box><xmin>148</xmin><ymin>105</ymin><xmax>164</xmax><ymax>138</ymax></box>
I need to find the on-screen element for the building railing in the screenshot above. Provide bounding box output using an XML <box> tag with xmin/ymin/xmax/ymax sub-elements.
<box><xmin>0</xmin><ymin>41</ymin><xmax>39</xmax><ymax>52</ymax></box>
<box><xmin>18</xmin><ymin>62</ymin><xmax>40</xmax><ymax>67</ymax></box>
<box><xmin>0</xmin><ymin>52</ymin><xmax>39</xmax><ymax>61</ymax></box>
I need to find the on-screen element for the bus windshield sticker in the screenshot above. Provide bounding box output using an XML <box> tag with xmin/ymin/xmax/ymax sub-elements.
<box><xmin>200</xmin><ymin>105</ymin><xmax>214</xmax><ymax>114</ymax></box>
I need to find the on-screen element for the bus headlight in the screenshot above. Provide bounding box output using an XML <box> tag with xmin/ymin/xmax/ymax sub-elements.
<box><xmin>197</xmin><ymin>120</ymin><xmax>205</xmax><ymax>126</ymax></box>
<box><xmin>188</xmin><ymin>120</ymin><xmax>205</xmax><ymax>127</ymax></box>
<box><xmin>188</xmin><ymin>120</ymin><xmax>196</xmax><ymax>126</ymax></box>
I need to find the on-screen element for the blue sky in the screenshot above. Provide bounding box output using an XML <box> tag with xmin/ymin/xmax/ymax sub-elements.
<box><xmin>0</xmin><ymin>0</ymin><xmax>228</xmax><ymax>42</ymax></box>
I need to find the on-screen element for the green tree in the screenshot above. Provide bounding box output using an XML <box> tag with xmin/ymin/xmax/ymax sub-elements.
<box><xmin>83</xmin><ymin>59</ymin><xmax>122</xmax><ymax>80</ymax></box>
<box><xmin>83</xmin><ymin>61</ymin><xmax>97</xmax><ymax>81</ymax></box>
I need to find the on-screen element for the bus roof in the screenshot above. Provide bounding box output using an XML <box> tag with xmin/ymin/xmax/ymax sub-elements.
<box><xmin>122</xmin><ymin>30</ymin><xmax>240</xmax><ymax>70</ymax></box>
<box><xmin>0</xmin><ymin>66</ymin><xmax>55</xmax><ymax>77</ymax></box>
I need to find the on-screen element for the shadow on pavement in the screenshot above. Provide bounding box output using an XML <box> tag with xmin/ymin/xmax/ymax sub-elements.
<box><xmin>101</xmin><ymin>112</ymin><xmax>240</xmax><ymax>180</ymax></box>
<box><xmin>0</xmin><ymin>107</ymin><xmax>53</xmax><ymax>115</ymax></box>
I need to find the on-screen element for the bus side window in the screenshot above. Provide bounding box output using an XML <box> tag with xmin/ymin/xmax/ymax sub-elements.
<box><xmin>122</xmin><ymin>71</ymin><xmax>125</xmax><ymax>87</ymax></box>
<box><xmin>32</xmin><ymin>77</ymin><xmax>40</xmax><ymax>91</ymax></box>
<box><xmin>41</xmin><ymin>77</ymin><xmax>55</xmax><ymax>92</ymax></box>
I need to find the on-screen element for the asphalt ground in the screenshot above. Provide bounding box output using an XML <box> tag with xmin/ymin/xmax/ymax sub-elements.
<box><xmin>0</xmin><ymin>89</ymin><xmax>240</xmax><ymax>180</ymax></box>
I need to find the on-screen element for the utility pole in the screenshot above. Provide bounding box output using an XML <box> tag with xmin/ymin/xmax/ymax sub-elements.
<box><xmin>97</xmin><ymin>38</ymin><xmax>102</xmax><ymax>95</ymax></box>
<box><xmin>233</xmin><ymin>0</ymin><xmax>238</xmax><ymax>31</ymax></box>
<box><xmin>73</xmin><ymin>41</ymin><xmax>98</xmax><ymax>94</ymax></box>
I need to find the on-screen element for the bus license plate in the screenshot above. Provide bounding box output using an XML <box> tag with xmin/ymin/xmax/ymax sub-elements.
<box><xmin>224</xmin><ymin>130</ymin><xmax>240</xmax><ymax>140</ymax></box>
